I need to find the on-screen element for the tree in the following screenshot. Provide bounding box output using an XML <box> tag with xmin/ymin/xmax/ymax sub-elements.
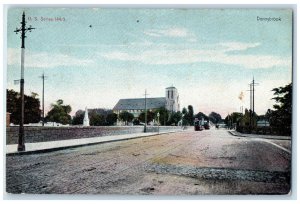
<box><xmin>265</xmin><ymin>109</ymin><xmax>273</xmax><ymax>122</ymax></box>
<box><xmin>132</xmin><ymin>118</ymin><xmax>140</xmax><ymax>125</ymax></box>
<box><xmin>225</xmin><ymin>112</ymin><xmax>243</xmax><ymax>128</ymax></box>
<box><xmin>72</xmin><ymin>110</ymin><xmax>84</xmax><ymax>125</ymax></box>
<box><xmin>209</xmin><ymin>112</ymin><xmax>222</xmax><ymax>124</ymax></box>
<box><xmin>181</xmin><ymin>107</ymin><xmax>189</xmax><ymax>126</ymax></box>
<box><xmin>182</xmin><ymin>107</ymin><xmax>187</xmax><ymax>115</ymax></box>
<box><xmin>240</xmin><ymin>108</ymin><xmax>250</xmax><ymax>126</ymax></box>
<box><xmin>168</xmin><ymin>111</ymin><xmax>182</xmax><ymax>126</ymax></box>
<box><xmin>72</xmin><ymin>109</ymin><xmax>117</xmax><ymax>126</ymax></box>
<box><xmin>46</xmin><ymin>99</ymin><xmax>72</xmax><ymax>124</ymax></box>
<box><xmin>7</xmin><ymin>89</ymin><xmax>41</xmax><ymax>124</ymax></box>
<box><xmin>106</xmin><ymin>113</ymin><xmax>118</xmax><ymax>126</ymax></box>
<box><xmin>24</xmin><ymin>92</ymin><xmax>42</xmax><ymax>124</ymax></box>
<box><xmin>138</xmin><ymin>110</ymin><xmax>155</xmax><ymax>124</ymax></box>
<box><xmin>270</xmin><ymin>83</ymin><xmax>292</xmax><ymax>135</ymax></box>
<box><xmin>154</xmin><ymin>107</ymin><xmax>169</xmax><ymax>125</ymax></box>
<box><xmin>88</xmin><ymin>108</ymin><xmax>113</xmax><ymax>117</ymax></box>
<box><xmin>195</xmin><ymin>112</ymin><xmax>209</xmax><ymax>121</ymax></box>
<box><xmin>119</xmin><ymin>111</ymin><xmax>134</xmax><ymax>125</ymax></box>
<box><xmin>185</xmin><ymin>105</ymin><xmax>194</xmax><ymax>125</ymax></box>
<box><xmin>89</xmin><ymin>111</ymin><xmax>105</xmax><ymax>126</ymax></box>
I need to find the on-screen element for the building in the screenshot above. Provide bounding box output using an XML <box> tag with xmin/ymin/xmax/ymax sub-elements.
<box><xmin>165</xmin><ymin>86</ymin><xmax>180</xmax><ymax>113</ymax></box>
<box><xmin>113</xmin><ymin>87</ymin><xmax>180</xmax><ymax>118</ymax></box>
<box><xmin>257</xmin><ymin>119</ymin><xmax>270</xmax><ymax>127</ymax></box>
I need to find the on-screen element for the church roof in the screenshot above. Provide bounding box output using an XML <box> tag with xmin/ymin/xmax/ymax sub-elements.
<box><xmin>113</xmin><ymin>97</ymin><xmax>166</xmax><ymax>111</ymax></box>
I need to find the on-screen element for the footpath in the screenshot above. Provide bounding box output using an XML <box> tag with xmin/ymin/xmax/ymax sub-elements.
<box><xmin>228</xmin><ymin>130</ymin><xmax>291</xmax><ymax>154</ymax></box>
<box><xmin>228</xmin><ymin>130</ymin><xmax>291</xmax><ymax>140</ymax></box>
<box><xmin>6</xmin><ymin>130</ymin><xmax>182</xmax><ymax>156</ymax></box>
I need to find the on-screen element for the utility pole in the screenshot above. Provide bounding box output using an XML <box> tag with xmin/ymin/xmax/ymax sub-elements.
<box><xmin>144</xmin><ymin>89</ymin><xmax>149</xmax><ymax>133</ymax></box>
<box><xmin>157</xmin><ymin>112</ymin><xmax>160</xmax><ymax>134</ymax></box>
<box><xmin>39</xmin><ymin>72</ymin><xmax>47</xmax><ymax>126</ymax></box>
<box><xmin>249</xmin><ymin>83</ymin><xmax>252</xmax><ymax>128</ymax></box>
<box><xmin>247</xmin><ymin>77</ymin><xmax>259</xmax><ymax>129</ymax></box>
<box><xmin>251</xmin><ymin>77</ymin><xmax>259</xmax><ymax>127</ymax></box>
<box><xmin>247</xmin><ymin>84</ymin><xmax>252</xmax><ymax>129</ymax></box>
<box><xmin>14</xmin><ymin>11</ymin><xmax>35</xmax><ymax>151</ymax></box>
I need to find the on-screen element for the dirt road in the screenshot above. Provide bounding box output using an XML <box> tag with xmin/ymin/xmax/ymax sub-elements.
<box><xmin>6</xmin><ymin>129</ymin><xmax>291</xmax><ymax>195</ymax></box>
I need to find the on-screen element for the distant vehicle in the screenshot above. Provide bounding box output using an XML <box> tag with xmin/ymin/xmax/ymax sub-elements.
<box><xmin>204</xmin><ymin>122</ymin><xmax>210</xmax><ymax>130</ymax></box>
<box><xmin>194</xmin><ymin>119</ymin><xmax>204</xmax><ymax>131</ymax></box>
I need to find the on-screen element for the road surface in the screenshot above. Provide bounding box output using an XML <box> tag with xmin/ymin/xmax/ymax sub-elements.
<box><xmin>6</xmin><ymin>129</ymin><xmax>291</xmax><ymax>195</ymax></box>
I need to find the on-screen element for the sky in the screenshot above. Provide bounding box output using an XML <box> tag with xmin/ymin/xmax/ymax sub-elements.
<box><xmin>6</xmin><ymin>8</ymin><xmax>292</xmax><ymax>118</ymax></box>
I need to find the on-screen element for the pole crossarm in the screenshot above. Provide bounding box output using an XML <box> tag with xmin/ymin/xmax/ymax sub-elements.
<box><xmin>14</xmin><ymin>12</ymin><xmax>36</xmax><ymax>48</ymax></box>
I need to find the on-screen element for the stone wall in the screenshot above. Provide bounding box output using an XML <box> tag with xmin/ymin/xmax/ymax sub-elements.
<box><xmin>6</xmin><ymin>126</ymin><xmax>182</xmax><ymax>144</ymax></box>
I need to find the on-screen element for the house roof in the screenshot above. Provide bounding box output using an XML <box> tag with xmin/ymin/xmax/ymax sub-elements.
<box><xmin>113</xmin><ymin>97</ymin><xmax>166</xmax><ymax>110</ymax></box>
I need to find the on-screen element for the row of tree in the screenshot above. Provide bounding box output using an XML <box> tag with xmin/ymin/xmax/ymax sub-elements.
<box><xmin>6</xmin><ymin>83</ymin><xmax>292</xmax><ymax>134</ymax></box>
<box><xmin>7</xmin><ymin>89</ymin><xmax>41</xmax><ymax>124</ymax></box>
<box><xmin>226</xmin><ymin>83</ymin><xmax>292</xmax><ymax>136</ymax></box>
<box><xmin>7</xmin><ymin>90</ymin><xmax>74</xmax><ymax>125</ymax></box>
<box><xmin>7</xmin><ymin>89</ymin><xmax>223</xmax><ymax>127</ymax></box>
<box><xmin>6</xmin><ymin>89</ymin><xmax>188</xmax><ymax>126</ymax></box>
<box><xmin>72</xmin><ymin>108</ymin><xmax>118</xmax><ymax>126</ymax></box>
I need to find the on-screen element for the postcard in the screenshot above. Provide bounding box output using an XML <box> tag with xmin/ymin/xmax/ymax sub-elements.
<box><xmin>5</xmin><ymin>7</ymin><xmax>293</xmax><ymax>196</ymax></box>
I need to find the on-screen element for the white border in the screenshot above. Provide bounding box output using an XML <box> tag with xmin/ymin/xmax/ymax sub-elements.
<box><xmin>1</xmin><ymin>0</ymin><xmax>299</xmax><ymax>203</ymax></box>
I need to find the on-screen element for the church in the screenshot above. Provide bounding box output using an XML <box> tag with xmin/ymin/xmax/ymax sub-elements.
<box><xmin>113</xmin><ymin>86</ymin><xmax>180</xmax><ymax>118</ymax></box>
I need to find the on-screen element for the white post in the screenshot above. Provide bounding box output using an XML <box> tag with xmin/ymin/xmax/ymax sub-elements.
<box><xmin>83</xmin><ymin>107</ymin><xmax>90</xmax><ymax>126</ymax></box>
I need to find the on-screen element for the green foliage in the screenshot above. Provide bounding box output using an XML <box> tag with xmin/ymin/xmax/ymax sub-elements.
<box><xmin>46</xmin><ymin>99</ymin><xmax>72</xmax><ymax>124</ymax></box>
<box><xmin>256</xmin><ymin>84</ymin><xmax>292</xmax><ymax>135</ymax></box>
<box><xmin>272</xmin><ymin>83</ymin><xmax>292</xmax><ymax>109</ymax></box>
<box><xmin>270</xmin><ymin>83</ymin><xmax>292</xmax><ymax>135</ymax></box>
<box><xmin>239</xmin><ymin>109</ymin><xmax>257</xmax><ymax>127</ymax></box>
<box><xmin>138</xmin><ymin>110</ymin><xmax>155</xmax><ymax>124</ymax></box>
<box><xmin>72</xmin><ymin>110</ymin><xmax>84</xmax><ymax>125</ymax></box>
<box><xmin>72</xmin><ymin>109</ymin><xmax>117</xmax><ymax>126</ymax></box>
<box><xmin>195</xmin><ymin>112</ymin><xmax>209</xmax><ymax>121</ymax></box>
<box><xmin>187</xmin><ymin>105</ymin><xmax>194</xmax><ymax>122</ymax></box>
<box><xmin>89</xmin><ymin>111</ymin><xmax>105</xmax><ymax>126</ymax></box>
<box><xmin>154</xmin><ymin>107</ymin><xmax>169</xmax><ymax>125</ymax></box>
<box><xmin>182</xmin><ymin>107</ymin><xmax>187</xmax><ymax>115</ymax></box>
<box><xmin>181</xmin><ymin>118</ymin><xmax>189</xmax><ymax>126</ymax></box>
<box><xmin>167</xmin><ymin>111</ymin><xmax>182</xmax><ymax>126</ymax></box>
<box><xmin>265</xmin><ymin>109</ymin><xmax>273</xmax><ymax>122</ymax></box>
<box><xmin>182</xmin><ymin>105</ymin><xmax>194</xmax><ymax>125</ymax></box>
<box><xmin>237</xmin><ymin>83</ymin><xmax>291</xmax><ymax>136</ymax></box>
<box><xmin>106</xmin><ymin>113</ymin><xmax>118</xmax><ymax>126</ymax></box>
<box><xmin>181</xmin><ymin>106</ymin><xmax>202</xmax><ymax>125</ymax></box>
<box><xmin>133</xmin><ymin>118</ymin><xmax>140</xmax><ymax>125</ymax></box>
<box><xmin>6</xmin><ymin>89</ymin><xmax>41</xmax><ymax>124</ymax></box>
<box><xmin>119</xmin><ymin>111</ymin><xmax>134</xmax><ymax>125</ymax></box>
<box><xmin>181</xmin><ymin>107</ymin><xmax>189</xmax><ymax>125</ymax></box>
<box><xmin>208</xmin><ymin>112</ymin><xmax>222</xmax><ymax>124</ymax></box>
<box><xmin>225</xmin><ymin>112</ymin><xmax>243</xmax><ymax>127</ymax></box>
